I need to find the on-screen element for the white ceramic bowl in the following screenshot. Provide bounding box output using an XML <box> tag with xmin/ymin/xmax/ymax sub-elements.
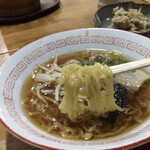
<box><xmin>0</xmin><ymin>28</ymin><xmax>150</xmax><ymax>150</ymax></box>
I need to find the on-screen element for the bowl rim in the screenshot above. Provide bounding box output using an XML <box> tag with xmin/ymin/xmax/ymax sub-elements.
<box><xmin>0</xmin><ymin>28</ymin><xmax>150</xmax><ymax>150</ymax></box>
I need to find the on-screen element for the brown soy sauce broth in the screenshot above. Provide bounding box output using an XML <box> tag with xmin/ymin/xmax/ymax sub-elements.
<box><xmin>21</xmin><ymin>50</ymin><xmax>150</xmax><ymax>140</ymax></box>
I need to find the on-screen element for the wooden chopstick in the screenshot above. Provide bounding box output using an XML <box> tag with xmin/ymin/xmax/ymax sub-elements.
<box><xmin>0</xmin><ymin>49</ymin><xmax>19</xmax><ymax>55</ymax></box>
<box><xmin>110</xmin><ymin>57</ymin><xmax>150</xmax><ymax>74</ymax></box>
<box><xmin>144</xmin><ymin>0</ymin><xmax>150</xmax><ymax>3</ymax></box>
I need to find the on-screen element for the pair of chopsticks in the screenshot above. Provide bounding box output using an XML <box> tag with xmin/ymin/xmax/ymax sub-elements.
<box><xmin>0</xmin><ymin>49</ymin><xmax>18</xmax><ymax>55</ymax></box>
<box><xmin>111</xmin><ymin>57</ymin><xmax>150</xmax><ymax>74</ymax></box>
<box><xmin>0</xmin><ymin>48</ymin><xmax>150</xmax><ymax>74</ymax></box>
<box><xmin>144</xmin><ymin>0</ymin><xmax>150</xmax><ymax>3</ymax></box>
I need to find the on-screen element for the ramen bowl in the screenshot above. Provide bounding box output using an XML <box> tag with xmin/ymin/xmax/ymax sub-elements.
<box><xmin>0</xmin><ymin>28</ymin><xmax>150</xmax><ymax>150</ymax></box>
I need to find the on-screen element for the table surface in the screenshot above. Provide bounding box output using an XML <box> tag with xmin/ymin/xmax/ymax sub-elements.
<box><xmin>0</xmin><ymin>0</ymin><xmax>150</xmax><ymax>149</ymax></box>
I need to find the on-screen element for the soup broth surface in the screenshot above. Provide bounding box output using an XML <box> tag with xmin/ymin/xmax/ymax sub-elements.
<box><xmin>21</xmin><ymin>50</ymin><xmax>150</xmax><ymax>140</ymax></box>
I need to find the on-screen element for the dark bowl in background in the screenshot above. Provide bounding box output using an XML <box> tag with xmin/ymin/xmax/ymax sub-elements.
<box><xmin>94</xmin><ymin>1</ymin><xmax>150</xmax><ymax>38</ymax></box>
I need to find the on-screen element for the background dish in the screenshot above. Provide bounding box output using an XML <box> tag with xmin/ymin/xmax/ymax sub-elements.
<box><xmin>0</xmin><ymin>0</ymin><xmax>60</xmax><ymax>25</ymax></box>
<box><xmin>94</xmin><ymin>1</ymin><xmax>150</xmax><ymax>37</ymax></box>
<box><xmin>0</xmin><ymin>28</ymin><xmax>150</xmax><ymax>150</ymax></box>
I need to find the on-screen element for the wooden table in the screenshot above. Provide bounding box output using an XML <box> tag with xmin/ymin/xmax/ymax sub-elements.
<box><xmin>0</xmin><ymin>0</ymin><xmax>150</xmax><ymax>149</ymax></box>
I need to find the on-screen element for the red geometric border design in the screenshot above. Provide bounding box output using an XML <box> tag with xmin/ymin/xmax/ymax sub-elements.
<box><xmin>24</xmin><ymin>53</ymin><xmax>36</xmax><ymax>64</ymax></box>
<box><xmin>55</xmin><ymin>39</ymin><xmax>66</xmax><ymax>48</ymax></box>
<box><xmin>7</xmin><ymin>108</ymin><xmax>20</xmax><ymax>120</ymax></box>
<box><xmin>9</xmin><ymin>68</ymin><xmax>20</xmax><ymax>81</ymax></box>
<box><xmin>136</xmin><ymin>45</ymin><xmax>149</xmax><ymax>57</ymax></box>
<box><xmin>91</xmin><ymin>36</ymin><xmax>103</xmax><ymax>43</ymax></box>
<box><xmin>15</xmin><ymin>119</ymin><xmax>31</xmax><ymax>129</ymax></box>
<box><xmin>32</xmin><ymin>47</ymin><xmax>45</xmax><ymax>57</ymax></box>
<box><xmin>16</xmin><ymin>60</ymin><xmax>27</xmax><ymax>72</ymax></box>
<box><xmin>4</xmin><ymin>98</ymin><xmax>14</xmax><ymax>109</ymax></box>
<box><xmin>44</xmin><ymin>42</ymin><xmax>55</xmax><ymax>52</ymax></box>
<box><xmin>3</xmin><ymin>88</ymin><xmax>13</xmax><ymax>100</ymax></box>
<box><xmin>146</xmin><ymin>51</ymin><xmax>150</xmax><ymax>58</ymax></box>
<box><xmin>78</xmin><ymin>36</ymin><xmax>89</xmax><ymax>44</ymax></box>
<box><xmin>125</xmin><ymin>40</ymin><xmax>137</xmax><ymax>51</ymax></box>
<box><xmin>66</xmin><ymin>36</ymin><xmax>78</xmax><ymax>45</ymax></box>
<box><xmin>28</xmin><ymin>129</ymin><xmax>47</xmax><ymax>137</ymax></box>
<box><xmin>4</xmin><ymin>78</ymin><xmax>15</xmax><ymax>90</ymax></box>
<box><xmin>102</xmin><ymin>36</ymin><xmax>114</xmax><ymax>45</ymax></box>
<box><xmin>114</xmin><ymin>38</ymin><xmax>126</xmax><ymax>47</ymax></box>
